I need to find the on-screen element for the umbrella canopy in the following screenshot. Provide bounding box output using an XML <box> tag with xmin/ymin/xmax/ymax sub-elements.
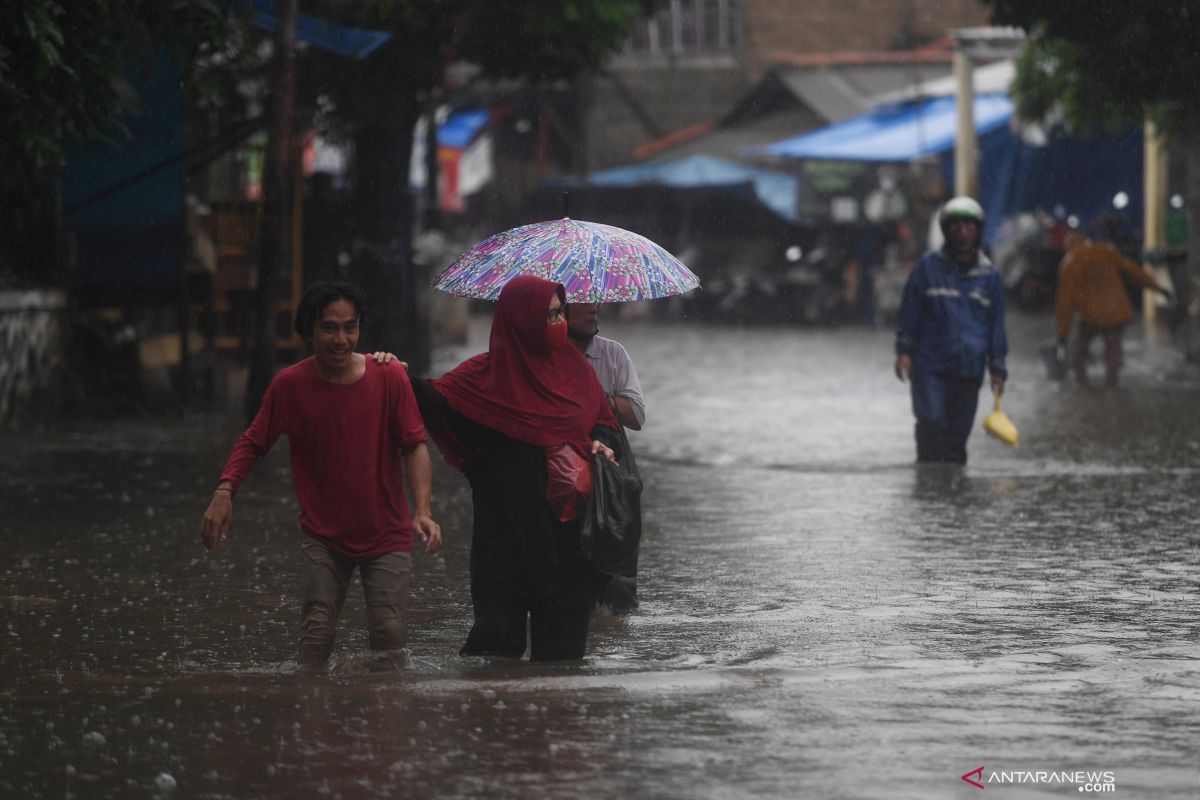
<box><xmin>434</xmin><ymin>217</ymin><xmax>700</xmax><ymax>303</ymax></box>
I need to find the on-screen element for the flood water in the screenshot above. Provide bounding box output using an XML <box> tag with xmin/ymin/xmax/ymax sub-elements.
<box><xmin>3</xmin><ymin>311</ymin><xmax>1199</xmax><ymax>799</ymax></box>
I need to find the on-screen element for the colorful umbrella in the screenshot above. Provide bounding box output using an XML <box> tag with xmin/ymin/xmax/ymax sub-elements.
<box><xmin>433</xmin><ymin>217</ymin><xmax>700</xmax><ymax>303</ymax></box>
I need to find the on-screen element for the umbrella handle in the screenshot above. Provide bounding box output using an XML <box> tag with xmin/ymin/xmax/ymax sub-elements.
<box><xmin>993</xmin><ymin>389</ymin><xmax>1003</xmax><ymax>412</ymax></box>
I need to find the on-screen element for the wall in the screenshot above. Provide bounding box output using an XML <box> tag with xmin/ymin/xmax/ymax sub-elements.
<box><xmin>585</xmin><ymin>57</ymin><xmax>748</xmax><ymax>170</ymax></box>
<box><xmin>744</xmin><ymin>0</ymin><xmax>991</xmax><ymax>78</ymax></box>
<box><xmin>0</xmin><ymin>290</ymin><xmax>69</xmax><ymax>428</ymax></box>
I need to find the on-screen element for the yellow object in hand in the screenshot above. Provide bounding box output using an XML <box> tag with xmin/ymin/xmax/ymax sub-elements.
<box><xmin>982</xmin><ymin>391</ymin><xmax>1018</xmax><ymax>447</ymax></box>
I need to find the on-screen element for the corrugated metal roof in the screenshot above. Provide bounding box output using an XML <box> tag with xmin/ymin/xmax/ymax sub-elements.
<box><xmin>777</xmin><ymin>63</ymin><xmax>952</xmax><ymax>123</ymax></box>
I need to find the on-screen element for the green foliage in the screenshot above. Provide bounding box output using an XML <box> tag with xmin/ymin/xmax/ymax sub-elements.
<box><xmin>306</xmin><ymin>0</ymin><xmax>659</xmax><ymax>96</ymax></box>
<box><xmin>0</xmin><ymin>0</ymin><xmax>233</xmax><ymax>184</ymax></box>
<box><xmin>454</xmin><ymin>0</ymin><xmax>655</xmax><ymax>80</ymax></box>
<box><xmin>986</xmin><ymin>0</ymin><xmax>1200</xmax><ymax>141</ymax></box>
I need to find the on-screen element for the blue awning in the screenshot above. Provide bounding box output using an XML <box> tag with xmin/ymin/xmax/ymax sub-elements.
<box><xmin>752</xmin><ymin>94</ymin><xmax>1014</xmax><ymax>162</ymax></box>
<box><xmin>587</xmin><ymin>155</ymin><xmax>800</xmax><ymax>222</ymax></box>
<box><xmin>438</xmin><ymin>110</ymin><xmax>491</xmax><ymax>149</ymax></box>
<box><xmin>246</xmin><ymin>0</ymin><xmax>391</xmax><ymax>60</ymax></box>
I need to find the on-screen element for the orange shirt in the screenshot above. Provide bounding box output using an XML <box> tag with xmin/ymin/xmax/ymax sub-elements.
<box><xmin>1055</xmin><ymin>242</ymin><xmax>1159</xmax><ymax>338</ymax></box>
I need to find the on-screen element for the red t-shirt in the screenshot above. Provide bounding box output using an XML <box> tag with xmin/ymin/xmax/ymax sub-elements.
<box><xmin>219</xmin><ymin>358</ymin><xmax>426</xmax><ymax>557</ymax></box>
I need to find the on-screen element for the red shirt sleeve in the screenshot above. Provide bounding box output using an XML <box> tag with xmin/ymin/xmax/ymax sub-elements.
<box><xmin>217</xmin><ymin>378</ymin><xmax>285</xmax><ymax>494</ymax></box>
<box><xmin>389</xmin><ymin>363</ymin><xmax>427</xmax><ymax>453</ymax></box>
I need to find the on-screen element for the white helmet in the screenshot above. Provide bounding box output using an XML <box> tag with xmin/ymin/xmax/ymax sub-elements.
<box><xmin>939</xmin><ymin>196</ymin><xmax>985</xmax><ymax>231</ymax></box>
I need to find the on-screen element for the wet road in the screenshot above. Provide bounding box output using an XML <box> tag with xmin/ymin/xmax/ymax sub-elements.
<box><xmin>2</xmin><ymin>311</ymin><xmax>1199</xmax><ymax>799</ymax></box>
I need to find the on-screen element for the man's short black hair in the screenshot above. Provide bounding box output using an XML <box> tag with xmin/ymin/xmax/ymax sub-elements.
<box><xmin>294</xmin><ymin>281</ymin><xmax>366</xmax><ymax>339</ymax></box>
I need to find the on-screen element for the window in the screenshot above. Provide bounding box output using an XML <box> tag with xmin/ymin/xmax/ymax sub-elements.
<box><xmin>625</xmin><ymin>0</ymin><xmax>742</xmax><ymax>57</ymax></box>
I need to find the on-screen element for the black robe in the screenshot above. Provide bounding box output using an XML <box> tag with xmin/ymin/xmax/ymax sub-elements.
<box><xmin>413</xmin><ymin>378</ymin><xmax>619</xmax><ymax>660</ymax></box>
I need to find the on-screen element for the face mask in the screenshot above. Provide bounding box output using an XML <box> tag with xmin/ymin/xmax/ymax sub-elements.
<box><xmin>548</xmin><ymin>322</ymin><xmax>569</xmax><ymax>350</ymax></box>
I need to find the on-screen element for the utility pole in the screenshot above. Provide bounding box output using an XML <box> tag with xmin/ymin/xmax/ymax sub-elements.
<box><xmin>952</xmin><ymin>28</ymin><xmax>1024</xmax><ymax>199</ymax></box>
<box><xmin>245</xmin><ymin>0</ymin><xmax>298</xmax><ymax>421</ymax></box>
<box><xmin>952</xmin><ymin>48</ymin><xmax>977</xmax><ymax>199</ymax></box>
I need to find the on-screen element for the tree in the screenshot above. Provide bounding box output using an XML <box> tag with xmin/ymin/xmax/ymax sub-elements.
<box><xmin>0</xmin><ymin>0</ymin><xmax>238</xmax><ymax>285</ymax></box>
<box><xmin>297</xmin><ymin>1</ymin><xmax>658</xmax><ymax>373</ymax></box>
<box><xmin>983</xmin><ymin>1</ymin><xmax>1200</xmax><ymax>139</ymax></box>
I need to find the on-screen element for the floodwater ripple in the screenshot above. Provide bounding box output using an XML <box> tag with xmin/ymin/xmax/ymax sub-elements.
<box><xmin>2</xmin><ymin>313</ymin><xmax>1199</xmax><ymax>798</ymax></box>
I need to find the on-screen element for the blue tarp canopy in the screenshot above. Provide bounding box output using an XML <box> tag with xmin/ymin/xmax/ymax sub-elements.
<box><xmin>753</xmin><ymin>94</ymin><xmax>1014</xmax><ymax>162</ymax></box>
<box><xmin>586</xmin><ymin>155</ymin><xmax>801</xmax><ymax>222</ymax></box>
<box><xmin>438</xmin><ymin>110</ymin><xmax>490</xmax><ymax>149</ymax></box>
<box><xmin>751</xmin><ymin>93</ymin><xmax>1143</xmax><ymax>245</ymax></box>
<box><xmin>246</xmin><ymin>0</ymin><xmax>391</xmax><ymax>59</ymax></box>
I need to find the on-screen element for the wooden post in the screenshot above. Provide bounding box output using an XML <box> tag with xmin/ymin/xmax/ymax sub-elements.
<box><xmin>1143</xmin><ymin>118</ymin><xmax>1167</xmax><ymax>330</ymax></box>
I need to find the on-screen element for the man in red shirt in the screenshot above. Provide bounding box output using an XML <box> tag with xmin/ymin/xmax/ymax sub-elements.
<box><xmin>199</xmin><ymin>282</ymin><xmax>441</xmax><ymax>667</ymax></box>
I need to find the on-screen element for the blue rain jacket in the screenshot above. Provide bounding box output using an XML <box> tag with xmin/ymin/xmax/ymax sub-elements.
<box><xmin>895</xmin><ymin>250</ymin><xmax>1008</xmax><ymax>380</ymax></box>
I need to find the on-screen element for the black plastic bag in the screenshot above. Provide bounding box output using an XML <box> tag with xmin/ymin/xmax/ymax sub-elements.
<box><xmin>581</xmin><ymin>428</ymin><xmax>642</xmax><ymax>576</ymax></box>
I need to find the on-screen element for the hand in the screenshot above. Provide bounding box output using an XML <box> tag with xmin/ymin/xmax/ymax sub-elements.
<box><xmin>894</xmin><ymin>354</ymin><xmax>912</xmax><ymax>382</ymax></box>
<box><xmin>199</xmin><ymin>489</ymin><xmax>233</xmax><ymax>552</ymax></box>
<box><xmin>590</xmin><ymin>439</ymin><xmax>617</xmax><ymax>464</ymax></box>
<box><xmin>991</xmin><ymin>375</ymin><xmax>1006</xmax><ymax>397</ymax></box>
<box><xmin>411</xmin><ymin>513</ymin><xmax>442</xmax><ymax>555</ymax></box>
<box><xmin>370</xmin><ymin>352</ymin><xmax>408</xmax><ymax>370</ymax></box>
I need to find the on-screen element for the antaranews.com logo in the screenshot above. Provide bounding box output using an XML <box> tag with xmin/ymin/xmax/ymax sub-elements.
<box><xmin>961</xmin><ymin>765</ymin><xmax>1116</xmax><ymax>792</ymax></box>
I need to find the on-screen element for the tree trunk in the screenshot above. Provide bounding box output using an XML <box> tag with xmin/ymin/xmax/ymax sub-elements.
<box><xmin>245</xmin><ymin>0</ymin><xmax>298</xmax><ymax>421</ymax></box>
<box><xmin>349</xmin><ymin>55</ymin><xmax>431</xmax><ymax>375</ymax></box>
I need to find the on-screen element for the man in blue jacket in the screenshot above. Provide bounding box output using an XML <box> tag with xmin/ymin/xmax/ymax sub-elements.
<box><xmin>894</xmin><ymin>197</ymin><xmax>1007</xmax><ymax>464</ymax></box>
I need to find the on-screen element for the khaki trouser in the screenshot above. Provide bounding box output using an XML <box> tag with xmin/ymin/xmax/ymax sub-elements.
<box><xmin>298</xmin><ymin>535</ymin><xmax>411</xmax><ymax>666</ymax></box>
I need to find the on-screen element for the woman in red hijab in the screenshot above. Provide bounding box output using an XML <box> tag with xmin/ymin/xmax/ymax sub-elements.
<box><xmin>413</xmin><ymin>276</ymin><xmax>620</xmax><ymax>660</ymax></box>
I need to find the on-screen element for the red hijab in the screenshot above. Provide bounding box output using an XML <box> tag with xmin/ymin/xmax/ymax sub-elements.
<box><xmin>431</xmin><ymin>276</ymin><xmax>617</xmax><ymax>469</ymax></box>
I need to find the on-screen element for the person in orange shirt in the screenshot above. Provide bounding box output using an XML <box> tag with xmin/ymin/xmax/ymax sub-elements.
<box><xmin>1055</xmin><ymin>232</ymin><xmax>1172</xmax><ymax>387</ymax></box>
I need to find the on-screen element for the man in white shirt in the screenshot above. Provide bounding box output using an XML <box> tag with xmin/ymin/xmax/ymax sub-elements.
<box><xmin>567</xmin><ymin>301</ymin><xmax>645</xmax><ymax>613</ymax></box>
<box><xmin>566</xmin><ymin>302</ymin><xmax>645</xmax><ymax>430</ymax></box>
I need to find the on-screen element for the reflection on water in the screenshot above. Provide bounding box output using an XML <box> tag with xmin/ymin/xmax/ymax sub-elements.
<box><xmin>2</xmin><ymin>314</ymin><xmax>1199</xmax><ymax>798</ymax></box>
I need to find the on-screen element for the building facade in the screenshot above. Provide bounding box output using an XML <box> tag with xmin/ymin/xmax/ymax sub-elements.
<box><xmin>585</xmin><ymin>0</ymin><xmax>990</xmax><ymax>169</ymax></box>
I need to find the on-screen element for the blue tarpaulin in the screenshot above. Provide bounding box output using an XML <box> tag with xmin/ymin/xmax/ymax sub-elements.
<box><xmin>754</xmin><ymin>94</ymin><xmax>1015</xmax><ymax>163</ymax></box>
<box><xmin>438</xmin><ymin>110</ymin><xmax>491</xmax><ymax>149</ymax></box>
<box><xmin>246</xmin><ymin>0</ymin><xmax>391</xmax><ymax>60</ymax></box>
<box><xmin>586</xmin><ymin>155</ymin><xmax>801</xmax><ymax>222</ymax></box>
<box><xmin>969</xmin><ymin>125</ymin><xmax>1143</xmax><ymax>242</ymax></box>
<box><xmin>751</xmin><ymin>93</ymin><xmax>1143</xmax><ymax>244</ymax></box>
